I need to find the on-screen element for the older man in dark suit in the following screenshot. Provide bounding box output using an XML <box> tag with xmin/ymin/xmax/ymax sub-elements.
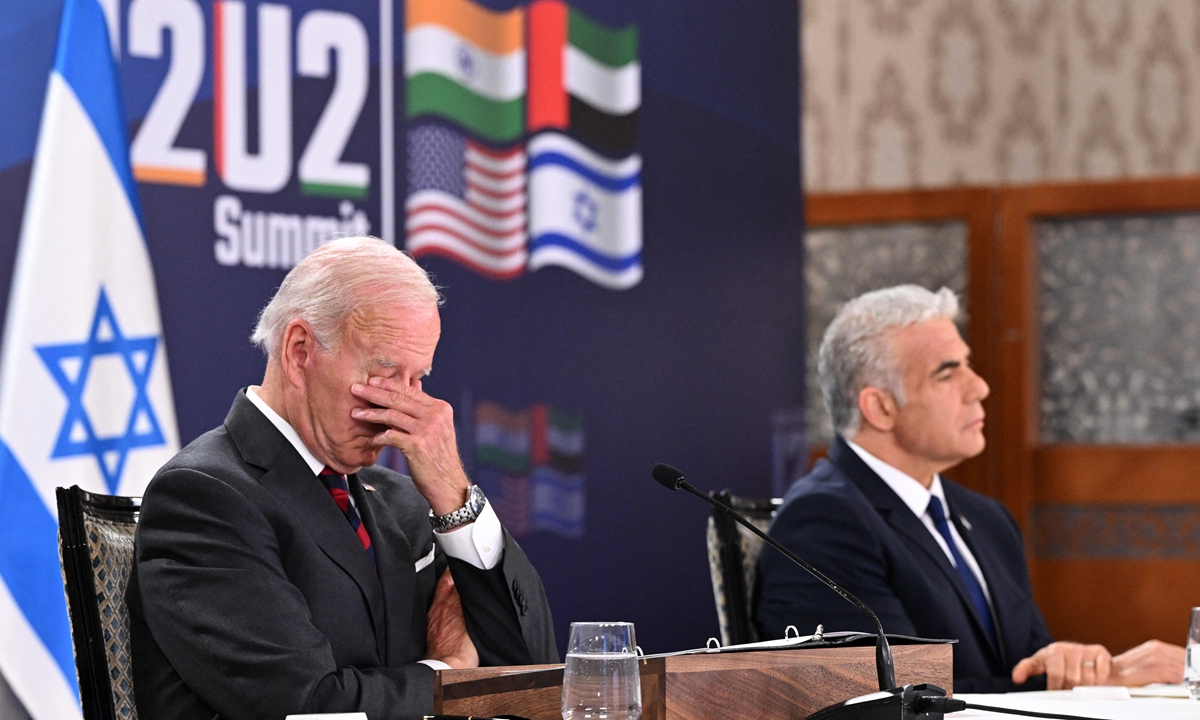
<box><xmin>128</xmin><ymin>237</ymin><xmax>557</xmax><ymax>720</ymax></box>
<box><xmin>754</xmin><ymin>285</ymin><xmax>1177</xmax><ymax>692</ymax></box>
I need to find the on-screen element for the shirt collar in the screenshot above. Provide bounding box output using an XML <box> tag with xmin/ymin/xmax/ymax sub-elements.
<box><xmin>245</xmin><ymin>387</ymin><xmax>326</xmax><ymax>476</ymax></box>
<box><xmin>844</xmin><ymin>438</ymin><xmax>948</xmax><ymax>518</ymax></box>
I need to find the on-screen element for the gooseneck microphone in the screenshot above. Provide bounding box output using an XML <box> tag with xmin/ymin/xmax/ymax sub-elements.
<box><xmin>651</xmin><ymin>463</ymin><xmax>897</xmax><ymax>692</ymax></box>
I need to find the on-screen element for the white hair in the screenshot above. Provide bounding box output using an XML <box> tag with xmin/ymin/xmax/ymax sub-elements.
<box><xmin>251</xmin><ymin>236</ymin><xmax>442</xmax><ymax>358</ymax></box>
<box><xmin>818</xmin><ymin>284</ymin><xmax>959</xmax><ymax>437</ymax></box>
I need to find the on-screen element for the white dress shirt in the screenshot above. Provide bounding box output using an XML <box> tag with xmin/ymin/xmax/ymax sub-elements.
<box><xmin>845</xmin><ymin>439</ymin><xmax>992</xmax><ymax>603</ymax></box>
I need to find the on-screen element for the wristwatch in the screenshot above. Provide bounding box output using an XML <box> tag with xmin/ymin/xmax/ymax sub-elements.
<box><xmin>430</xmin><ymin>484</ymin><xmax>487</xmax><ymax>532</ymax></box>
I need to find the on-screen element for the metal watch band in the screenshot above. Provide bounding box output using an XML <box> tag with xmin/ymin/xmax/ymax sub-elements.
<box><xmin>429</xmin><ymin>484</ymin><xmax>487</xmax><ymax>532</ymax></box>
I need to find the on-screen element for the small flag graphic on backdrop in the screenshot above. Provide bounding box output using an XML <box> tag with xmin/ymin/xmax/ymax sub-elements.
<box><xmin>405</xmin><ymin>124</ymin><xmax>528</xmax><ymax>280</ymax></box>
<box><xmin>405</xmin><ymin>0</ymin><xmax>526</xmax><ymax>144</ymax></box>
<box><xmin>527</xmin><ymin>0</ymin><xmax>639</xmax><ymax>154</ymax></box>
<box><xmin>0</xmin><ymin>0</ymin><xmax>180</xmax><ymax>717</ymax></box>
<box><xmin>404</xmin><ymin>0</ymin><xmax>641</xmax><ymax>290</ymax></box>
<box><xmin>527</xmin><ymin>132</ymin><xmax>642</xmax><ymax>290</ymax></box>
<box><xmin>473</xmin><ymin>401</ymin><xmax>585</xmax><ymax>538</ymax></box>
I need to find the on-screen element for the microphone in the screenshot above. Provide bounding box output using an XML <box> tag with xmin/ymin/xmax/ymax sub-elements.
<box><xmin>651</xmin><ymin>463</ymin><xmax>896</xmax><ymax>691</ymax></box>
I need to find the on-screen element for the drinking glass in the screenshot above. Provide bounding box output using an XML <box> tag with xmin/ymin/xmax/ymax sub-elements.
<box><xmin>561</xmin><ymin>622</ymin><xmax>641</xmax><ymax>720</ymax></box>
<box><xmin>1187</xmin><ymin>608</ymin><xmax>1200</xmax><ymax>700</ymax></box>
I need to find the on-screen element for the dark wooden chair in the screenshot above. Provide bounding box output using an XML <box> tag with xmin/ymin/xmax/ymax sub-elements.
<box><xmin>56</xmin><ymin>485</ymin><xmax>141</xmax><ymax>720</ymax></box>
<box><xmin>704</xmin><ymin>490</ymin><xmax>781</xmax><ymax>646</ymax></box>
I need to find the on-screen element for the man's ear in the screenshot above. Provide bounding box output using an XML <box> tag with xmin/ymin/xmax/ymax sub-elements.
<box><xmin>279</xmin><ymin>319</ymin><xmax>318</xmax><ymax>388</ymax></box>
<box><xmin>858</xmin><ymin>386</ymin><xmax>898</xmax><ymax>433</ymax></box>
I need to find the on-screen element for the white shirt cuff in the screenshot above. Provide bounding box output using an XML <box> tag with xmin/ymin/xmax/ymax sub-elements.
<box><xmin>419</xmin><ymin>659</ymin><xmax>452</xmax><ymax>671</ymax></box>
<box><xmin>433</xmin><ymin>501</ymin><xmax>503</xmax><ymax>570</ymax></box>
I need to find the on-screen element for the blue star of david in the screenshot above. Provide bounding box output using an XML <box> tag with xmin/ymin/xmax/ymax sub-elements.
<box><xmin>36</xmin><ymin>288</ymin><xmax>165</xmax><ymax>493</ymax></box>
<box><xmin>572</xmin><ymin>191</ymin><xmax>598</xmax><ymax>233</ymax></box>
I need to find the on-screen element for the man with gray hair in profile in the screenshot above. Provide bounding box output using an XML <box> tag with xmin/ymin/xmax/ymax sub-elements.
<box><xmin>128</xmin><ymin>237</ymin><xmax>557</xmax><ymax>720</ymax></box>
<box><xmin>754</xmin><ymin>284</ymin><xmax>1180</xmax><ymax>692</ymax></box>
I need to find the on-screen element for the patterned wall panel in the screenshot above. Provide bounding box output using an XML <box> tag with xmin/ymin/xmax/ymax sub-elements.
<box><xmin>1038</xmin><ymin>213</ymin><xmax>1200</xmax><ymax>443</ymax></box>
<box><xmin>803</xmin><ymin>0</ymin><xmax>1200</xmax><ymax>192</ymax></box>
<box><xmin>1033</xmin><ymin>503</ymin><xmax>1200</xmax><ymax>559</ymax></box>
<box><xmin>805</xmin><ymin>221</ymin><xmax>967</xmax><ymax>444</ymax></box>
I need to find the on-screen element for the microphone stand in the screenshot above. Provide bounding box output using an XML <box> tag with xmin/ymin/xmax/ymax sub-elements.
<box><xmin>653</xmin><ymin>463</ymin><xmax>955</xmax><ymax>720</ymax></box>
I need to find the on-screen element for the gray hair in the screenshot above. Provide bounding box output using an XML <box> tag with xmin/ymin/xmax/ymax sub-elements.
<box><xmin>251</xmin><ymin>236</ymin><xmax>442</xmax><ymax>358</ymax></box>
<box><xmin>818</xmin><ymin>285</ymin><xmax>959</xmax><ymax>437</ymax></box>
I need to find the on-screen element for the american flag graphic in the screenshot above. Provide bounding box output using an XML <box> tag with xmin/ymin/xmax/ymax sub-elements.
<box><xmin>405</xmin><ymin>124</ymin><xmax>527</xmax><ymax>280</ymax></box>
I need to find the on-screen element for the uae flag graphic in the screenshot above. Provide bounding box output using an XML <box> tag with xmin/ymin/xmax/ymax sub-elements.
<box><xmin>527</xmin><ymin>0</ymin><xmax>639</xmax><ymax>155</ymax></box>
<box><xmin>527</xmin><ymin>132</ymin><xmax>642</xmax><ymax>290</ymax></box>
<box><xmin>405</xmin><ymin>124</ymin><xmax>527</xmax><ymax>280</ymax></box>
<box><xmin>405</xmin><ymin>0</ymin><xmax>526</xmax><ymax>144</ymax></box>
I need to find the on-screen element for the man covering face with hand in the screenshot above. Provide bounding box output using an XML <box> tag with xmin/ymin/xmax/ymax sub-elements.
<box><xmin>128</xmin><ymin>237</ymin><xmax>557</xmax><ymax>720</ymax></box>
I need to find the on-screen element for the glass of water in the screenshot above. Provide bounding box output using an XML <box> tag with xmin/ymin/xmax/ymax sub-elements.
<box><xmin>1188</xmin><ymin>608</ymin><xmax>1200</xmax><ymax>700</ymax></box>
<box><xmin>562</xmin><ymin>622</ymin><xmax>641</xmax><ymax>720</ymax></box>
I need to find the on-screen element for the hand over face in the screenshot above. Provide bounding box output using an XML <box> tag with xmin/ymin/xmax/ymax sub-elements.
<box><xmin>1110</xmin><ymin>640</ymin><xmax>1185</xmax><ymax>686</ymax></box>
<box><xmin>350</xmin><ymin>376</ymin><xmax>470</xmax><ymax>515</ymax></box>
<box><xmin>425</xmin><ymin>569</ymin><xmax>479</xmax><ymax>669</ymax></box>
<box><xmin>1011</xmin><ymin>641</ymin><xmax>1113</xmax><ymax>689</ymax></box>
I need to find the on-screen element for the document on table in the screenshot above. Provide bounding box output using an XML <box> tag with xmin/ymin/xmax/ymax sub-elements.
<box><xmin>955</xmin><ymin>690</ymin><xmax>1198</xmax><ymax>719</ymax></box>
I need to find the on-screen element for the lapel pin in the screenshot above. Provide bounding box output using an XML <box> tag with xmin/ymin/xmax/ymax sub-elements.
<box><xmin>362</xmin><ymin>484</ymin><xmax>376</xmax><ymax>492</ymax></box>
<box><xmin>959</xmin><ymin>515</ymin><xmax>972</xmax><ymax>531</ymax></box>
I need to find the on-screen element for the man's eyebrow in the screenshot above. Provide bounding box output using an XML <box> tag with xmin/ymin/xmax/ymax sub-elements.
<box><xmin>932</xmin><ymin>359</ymin><xmax>961</xmax><ymax>376</ymax></box>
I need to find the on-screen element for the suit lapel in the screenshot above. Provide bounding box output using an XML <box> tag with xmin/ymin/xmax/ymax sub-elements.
<box><xmin>830</xmin><ymin>438</ymin><xmax>999</xmax><ymax>658</ymax></box>
<box><xmin>224</xmin><ymin>391</ymin><xmax>388</xmax><ymax>651</ymax></box>
<box><xmin>350</xmin><ymin>474</ymin><xmax>417</xmax><ymax>664</ymax></box>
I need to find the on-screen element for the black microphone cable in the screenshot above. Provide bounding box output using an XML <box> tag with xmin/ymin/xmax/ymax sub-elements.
<box><xmin>915</xmin><ymin>695</ymin><xmax>1108</xmax><ymax>720</ymax></box>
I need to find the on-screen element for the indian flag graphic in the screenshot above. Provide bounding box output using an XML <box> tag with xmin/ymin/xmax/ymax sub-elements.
<box><xmin>405</xmin><ymin>0</ymin><xmax>526</xmax><ymax>143</ymax></box>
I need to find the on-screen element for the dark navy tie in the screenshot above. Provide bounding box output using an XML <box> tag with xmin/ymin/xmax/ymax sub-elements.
<box><xmin>927</xmin><ymin>495</ymin><xmax>998</xmax><ymax>650</ymax></box>
<box><xmin>319</xmin><ymin>467</ymin><xmax>377</xmax><ymax>569</ymax></box>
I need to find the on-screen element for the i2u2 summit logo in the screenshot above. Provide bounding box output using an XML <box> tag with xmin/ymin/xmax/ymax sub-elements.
<box><xmin>404</xmin><ymin>0</ymin><xmax>643</xmax><ymax>290</ymax></box>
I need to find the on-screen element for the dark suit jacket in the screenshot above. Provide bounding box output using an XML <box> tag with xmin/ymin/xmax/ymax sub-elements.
<box><xmin>128</xmin><ymin>391</ymin><xmax>557</xmax><ymax>720</ymax></box>
<box><xmin>754</xmin><ymin>437</ymin><xmax>1053</xmax><ymax>693</ymax></box>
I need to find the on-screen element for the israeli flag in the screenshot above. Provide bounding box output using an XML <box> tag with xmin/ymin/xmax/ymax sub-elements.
<box><xmin>0</xmin><ymin>1</ymin><xmax>180</xmax><ymax>718</ymax></box>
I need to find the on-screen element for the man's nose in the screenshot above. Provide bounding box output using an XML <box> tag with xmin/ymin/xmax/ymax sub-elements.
<box><xmin>968</xmin><ymin>367</ymin><xmax>990</xmax><ymax>402</ymax></box>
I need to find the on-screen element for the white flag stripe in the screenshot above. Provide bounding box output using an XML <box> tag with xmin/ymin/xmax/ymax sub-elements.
<box><xmin>547</xmin><ymin>425</ymin><xmax>585</xmax><ymax>455</ymax></box>
<box><xmin>475</xmin><ymin>424</ymin><xmax>530</xmax><ymax>454</ymax></box>
<box><xmin>466</xmin><ymin>187</ymin><xmax>526</xmax><ymax>214</ymax></box>
<box><xmin>406</xmin><ymin>207</ymin><xmax>528</xmax><ymax>251</ymax></box>
<box><xmin>406</xmin><ymin>189</ymin><xmax>525</xmax><ymax>233</ymax></box>
<box><xmin>404</xmin><ymin>25</ymin><xmax>525</xmax><ymax>102</ymax></box>
<box><xmin>564</xmin><ymin>47</ymin><xmax>640</xmax><ymax>115</ymax></box>
<box><xmin>527</xmin><ymin>245</ymin><xmax>643</xmax><ymax>290</ymax></box>
<box><xmin>528</xmin><ymin>165</ymin><xmax>642</xmax><ymax>257</ymax></box>
<box><xmin>528</xmin><ymin>132</ymin><xmax>641</xmax><ymax>178</ymax></box>
<box><xmin>407</xmin><ymin>230</ymin><xmax>528</xmax><ymax>272</ymax></box>
<box><xmin>465</xmin><ymin>167</ymin><xmax>525</xmax><ymax>195</ymax></box>
<box><xmin>465</xmin><ymin>145</ymin><xmax>525</xmax><ymax>174</ymax></box>
<box><xmin>0</xmin><ymin>73</ymin><xmax>180</xmax><ymax>508</ymax></box>
<box><xmin>0</xmin><ymin>584</ymin><xmax>81</xmax><ymax>720</ymax></box>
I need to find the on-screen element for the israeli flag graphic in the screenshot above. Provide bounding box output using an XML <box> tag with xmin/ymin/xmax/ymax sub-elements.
<box><xmin>0</xmin><ymin>1</ymin><xmax>180</xmax><ymax>718</ymax></box>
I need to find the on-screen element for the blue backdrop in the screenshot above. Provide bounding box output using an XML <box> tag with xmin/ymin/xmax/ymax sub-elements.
<box><xmin>0</xmin><ymin>0</ymin><xmax>802</xmax><ymax>657</ymax></box>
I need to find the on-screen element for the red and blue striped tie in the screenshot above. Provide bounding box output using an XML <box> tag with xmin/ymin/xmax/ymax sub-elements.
<box><xmin>319</xmin><ymin>467</ymin><xmax>376</xmax><ymax>569</ymax></box>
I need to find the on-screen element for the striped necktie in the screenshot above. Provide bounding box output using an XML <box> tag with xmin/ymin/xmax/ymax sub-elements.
<box><xmin>927</xmin><ymin>495</ymin><xmax>998</xmax><ymax>650</ymax></box>
<box><xmin>319</xmin><ymin>467</ymin><xmax>377</xmax><ymax>568</ymax></box>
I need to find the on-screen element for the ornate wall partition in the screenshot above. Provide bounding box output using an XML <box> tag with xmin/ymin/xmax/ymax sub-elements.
<box><xmin>996</xmin><ymin>178</ymin><xmax>1200</xmax><ymax>653</ymax></box>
